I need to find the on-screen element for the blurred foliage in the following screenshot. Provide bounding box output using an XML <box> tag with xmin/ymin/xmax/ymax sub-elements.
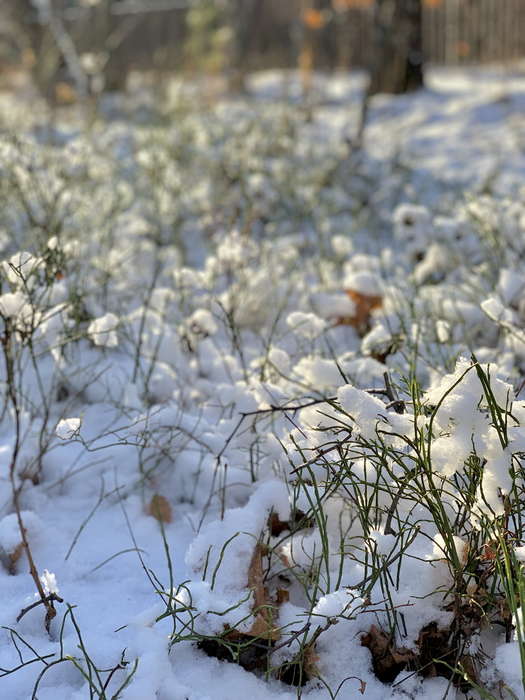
<box><xmin>184</xmin><ymin>0</ymin><xmax>232</xmax><ymax>73</ymax></box>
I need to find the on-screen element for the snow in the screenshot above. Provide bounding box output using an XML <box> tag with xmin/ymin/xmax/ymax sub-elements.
<box><xmin>40</xmin><ymin>569</ymin><xmax>59</xmax><ymax>595</ymax></box>
<box><xmin>0</xmin><ymin>65</ymin><xmax>524</xmax><ymax>699</ymax></box>
<box><xmin>0</xmin><ymin>291</ymin><xmax>26</xmax><ymax>318</ymax></box>
<box><xmin>344</xmin><ymin>271</ymin><xmax>383</xmax><ymax>297</ymax></box>
<box><xmin>87</xmin><ymin>312</ymin><xmax>120</xmax><ymax>347</ymax></box>
<box><xmin>337</xmin><ymin>385</ymin><xmax>385</xmax><ymax>440</ymax></box>
<box><xmin>286</xmin><ymin>311</ymin><xmax>327</xmax><ymax>339</ymax></box>
<box><xmin>56</xmin><ymin>418</ymin><xmax>82</xmax><ymax>440</ymax></box>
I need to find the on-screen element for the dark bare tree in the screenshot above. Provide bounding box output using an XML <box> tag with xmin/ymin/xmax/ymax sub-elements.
<box><xmin>229</xmin><ymin>0</ymin><xmax>265</xmax><ymax>92</ymax></box>
<box><xmin>368</xmin><ymin>0</ymin><xmax>424</xmax><ymax>95</ymax></box>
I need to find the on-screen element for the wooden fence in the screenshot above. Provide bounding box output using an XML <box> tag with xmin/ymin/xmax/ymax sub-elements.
<box><xmin>4</xmin><ymin>0</ymin><xmax>525</xmax><ymax>79</ymax></box>
<box><xmin>91</xmin><ymin>0</ymin><xmax>525</xmax><ymax>72</ymax></box>
<box><xmin>423</xmin><ymin>0</ymin><xmax>525</xmax><ymax>65</ymax></box>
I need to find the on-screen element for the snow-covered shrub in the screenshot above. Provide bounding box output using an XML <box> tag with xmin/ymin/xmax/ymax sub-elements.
<box><xmin>0</xmin><ymin>72</ymin><xmax>524</xmax><ymax>699</ymax></box>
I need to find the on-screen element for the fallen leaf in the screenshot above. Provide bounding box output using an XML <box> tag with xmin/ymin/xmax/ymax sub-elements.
<box><xmin>1</xmin><ymin>540</ymin><xmax>25</xmax><ymax>575</ymax></box>
<box><xmin>276</xmin><ymin>589</ymin><xmax>290</xmax><ymax>605</ymax></box>
<box><xmin>277</xmin><ymin>546</ymin><xmax>292</xmax><ymax>569</ymax></box>
<box><xmin>8</xmin><ymin>541</ymin><xmax>24</xmax><ymax>574</ymax></box>
<box><xmin>269</xmin><ymin>512</ymin><xmax>289</xmax><ymax>537</ymax></box>
<box><xmin>0</xmin><ymin>524</ymin><xmax>27</xmax><ymax>575</ymax></box>
<box><xmin>268</xmin><ymin>509</ymin><xmax>313</xmax><ymax>537</ymax></box>
<box><xmin>247</xmin><ymin>543</ymin><xmax>280</xmax><ymax>640</ymax></box>
<box><xmin>481</xmin><ymin>541</ymin><xmax>497</xmax><ymax>561</ymax></box>
<box><xmin>303</xmin><ymin>644</ymin><xmax>320</xmax><ymax>678</ymax></box>
<box><xmin>416</xmin><ymin>622</ymin><xmax>454</xmax><ymax>679</ymax></box>
<box><xmin>54</xmin><ymin>82</ymin><xmax>77</xmax><ymax>105</ymax></box>
<box><xmin>361</xmin><ymin>624</ymin><xmax>414</xmax><ymax>682</ymax></box>
<box><xmin>337</xmin><ymin>289</ymin><xmax>383</xmax><ymax>335</ymax></box>
<box><xmin>147</xmin><ymin>494</ymin><xmax>172</xmax><ymax>523</ymax></box>
<box><xmin>458</xmin><ymin>654</ymin><xmax>478</xmax><ymax>685</ymax></box>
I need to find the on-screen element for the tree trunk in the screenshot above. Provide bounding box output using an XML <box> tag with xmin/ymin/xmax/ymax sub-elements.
<box><xmin>5</xmin><ymin>0</ymin><xmax>61</xmax><ymax>97</ymax></box>
<box><xmin>229</xmin><ymin>0</ymin><xmax>264</xmax><ymax>92</ymax></box>
<box><xmin>368</xmin><ymin>0</ymin><xmax>424</xmax><ymax>95</ymax></box>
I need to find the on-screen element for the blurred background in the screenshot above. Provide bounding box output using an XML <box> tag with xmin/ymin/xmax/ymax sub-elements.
<box><xmin>1</xmin><ymin>0</ymin><xmax>524</xmax><ymax>103</ymax></box>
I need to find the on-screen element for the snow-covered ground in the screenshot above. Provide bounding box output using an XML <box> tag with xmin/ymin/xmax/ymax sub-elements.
<box><xmin>1</xmin><ymin>66</ymin><xmax>525</xmax><ymax>699</ymax></box>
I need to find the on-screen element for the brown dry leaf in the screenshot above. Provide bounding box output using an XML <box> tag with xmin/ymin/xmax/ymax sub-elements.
<box><xmin>481</xmin><ymin>540</ymin><xmax>497</xmax><ymax>561</ymax></box>
<box><xmin>54</xmin><ymin>82</ymin><xmax>77</xmax><ymax>105</ymax></box>
<box><xmin>416</xmin><ymin>622</ymin><xmax>452</xmax><ymax>679</ymax></box>
<box><xmin>302</xmin><ymin>8</ymin><xmax>326</xmax><ymax>30</ymax></box>
<box><xmin>269</xmin><ymin>512</ymin><xmax>289</xmax><ymax>537</ymax></box>
<box><xmin>276</xmin><ymin>589</ymin><xmax>290</xmax><ymax>605</ymax></box>
<box><xmin>4</xmin><ymin>541</ymin><xmax>25</xmax><ymax>575</ymax></box>
<box><xmin>198</xmin><ymin>630</ymin><xmax>271</xmax><ymax>674</ymax></box>
<box><xmin>337</xmin><ymin>289</ymin><xmax>383</xmax><ymax>335</ymax></box>
<box><xmin>458</xmin><ymin>654</ymin><xmax>478</xmax><ymax>685</ymax></box>
<box><xmin>9</xmin><ymin>541</ymin><xmax>25</xmax><ymax>572</ymax></box>
<box><xmin>147</xmin><ymin>494</ymin><xmax>172</xmax><ymax>523</ymax></box>
<box><xmin>274</xmin><ymin>641</ymin><xmax>320</xmax><ymax>686</ymax></box>
<box><xmin>303</xmin><ymin>645</ymin><xmax>321</xmax><ymax>679</ymax></box>
<box><xmin>268</xmin><ymin>509</ymin><xmax>312</xmax><ymax>537</ymax></box>
<box><xmin>0</xmin><ymin>523</ymin><xmax>27</xmax><ymax>575</ymax></box>
<box><xmin>247</xmin><ymin>543</ymin><xmax>280</xmax><ymax>640</ymax></box>
<box><xmin>276</xmin><ymin>546</ymin><xmax>292</xmax><ymax>569</ymax></box>
<box><xmin>361</xmin><ymin>624</ymin><xmax>414</xmax><ymax>682</ymax></box>
<box><xmin>496</xmin><ymin>596</ymin><xmax>512</xmax><ymax>624</ymax></box>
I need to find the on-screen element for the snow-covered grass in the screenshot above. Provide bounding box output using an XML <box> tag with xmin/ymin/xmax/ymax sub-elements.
<box><xmin>1</xmin><ymin>67</ymin><xmax>525</xmax><ymax>699</ymax></box>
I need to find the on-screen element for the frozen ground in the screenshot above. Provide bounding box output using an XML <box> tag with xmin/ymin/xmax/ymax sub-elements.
<box><xmin>0</xmin><ymin>66</ymin><xmax>525</xmax><ymax>699</ymax></box>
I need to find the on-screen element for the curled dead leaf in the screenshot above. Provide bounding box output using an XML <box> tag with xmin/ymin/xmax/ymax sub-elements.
<box><xmin>337</xmin><ymin>289</ymin><xmax>383</xmax><ymax>335</ymax></box>
<box><xmin>277</xmin><ymin>546</ymin><xmax>292</xmax><ymax>569</ymax></box>
<box><xmin>361</xmin><ymin>624</ymin><xmax>414</xmax><ymax>682</ymax></box>
<box><xmin>9</xmin><ymin>541</ymin><xmax>25</xmax><ymax>574</ymax></box>
<box><xmin>147</xmin><ymin>494</ymin><xmax>172</xmax><ymax>523</ymax></box>
<box><xmin>1</xmin><ymin>540</ymin><xmax>25</xmax><ymax>575</ymax></box>
<box><xmin>276</xmin><ymin>589</ymin><xmax>289</xmax><ymax>605</ymax></box>
<box><xmin>268</xmin><ymin>509</ymin><xmax>313</xmax><ymax>537</ymax></box>
<box><xmin>247</xmin><ymin>543</ymin><xmax>280</xmax><ymax>640</ymax></box>
<box><xmin>303</xmin><ymin>645</ymin><xmax>320</xmax><ymax>678</ymax></box>
<box><xmin>274</xmin><ymin>642</ymin><xmax>320</xmax><ymax>687</ymax></box>
<box><xmin>481</xmin><ymin>541</ymin><xmax>497</xmax><ymax>561</ymax></box>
